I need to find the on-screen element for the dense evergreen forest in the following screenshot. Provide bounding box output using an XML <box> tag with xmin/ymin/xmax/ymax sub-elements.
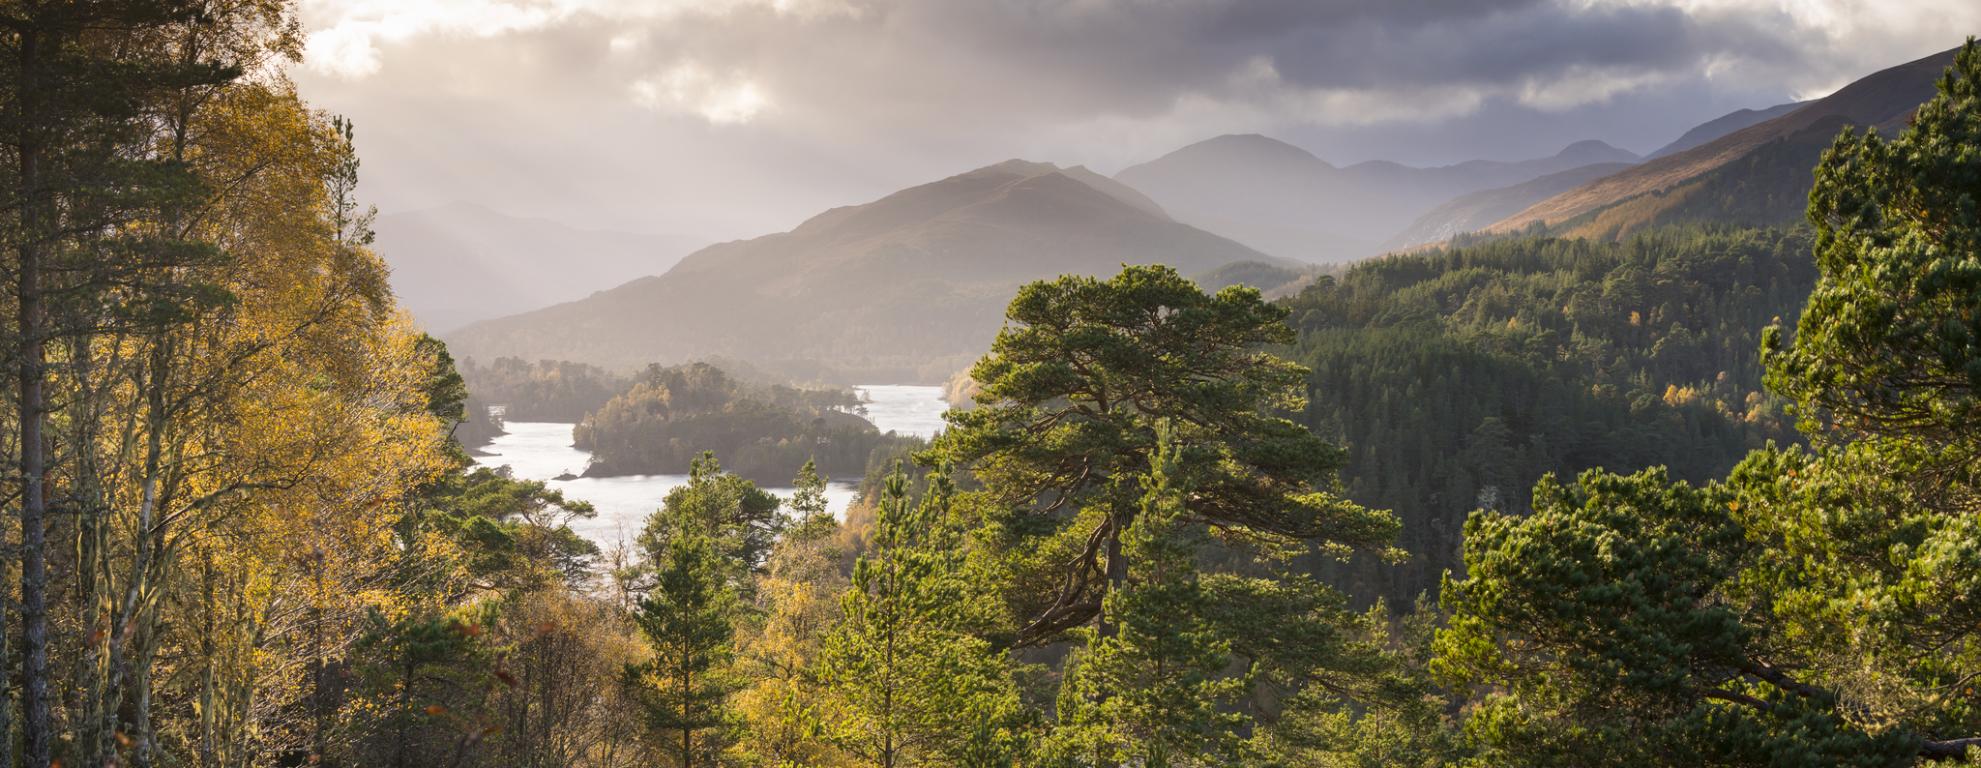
<box><xmin>1286</xmin><ymin>227</ymin><xmax>1814</xmax><ymax>602</ymax></box>
<box><xmin>0</xmin><ymin>3</ymin><xmax>1975</xmax><ymax>766</ymax></box>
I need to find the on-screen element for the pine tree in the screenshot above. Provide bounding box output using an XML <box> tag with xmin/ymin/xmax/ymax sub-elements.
<box><xmin>789</xmin><ymin>458</ymin><xmax>835</xmax><ymax>538</ymax></box>
<box><xmin>932</xmin><ymin>265</ymin><xmax>1398</xmax><ymax>747</ymax></box>
<box><xmin>642</xmin><ymin>453</ymin><xmax>784</xmax><ymax>582</ymax></box>
<box><xmin>932</xmin><ymin>265</ymin><xmax>1397</xmax><ymax>647</ymax></box>
<box><xmin>822</xmin><ymin>465</ymin><xmax>1025</xmax><ymax>766</ymax></box>
<box><xmin>625</xmin><ymin>502</ymin><xmax>743</xmax><ymax>768</ymax></box>
<box><xmin>1768</xmin><ymin>37</ymin><xmax>1981</xmax><ymax>453</ymax></box>
<box><xmin>1049</xmin><ymin>427</ymin><xmax>1244</xmax><ymax>766</ymax></box>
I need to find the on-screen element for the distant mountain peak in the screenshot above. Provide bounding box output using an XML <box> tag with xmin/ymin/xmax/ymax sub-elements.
<box><xmin>1151</xmin><ymin>133</ymin><xmax>1330</xmax><ymax>168</ymax></box>
<box><xmin>1207</xmin><ymin>133</ymin><xmax>1312</xmax><ymax>151</ymax></box>
<box><xmin>975</xmin><ymin>158</ymin><xmax>1063</xmax><ymax>177</ymax></box>
<box><xmin>1554</xmin><ymin>139</ymin><xmax>1638</xmax><ymax>164</ymax></box>
<box><xmin>953</xmin><ymin>159</ymin><xmax>1170</xmax><ymax>219</ymax></box>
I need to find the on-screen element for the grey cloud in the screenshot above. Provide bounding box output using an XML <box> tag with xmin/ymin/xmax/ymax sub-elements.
<box><xmin>584</xmin><ymin>0</ymin><xmax>1835</xmax><ymax>138</ymax></box>
<box><xmin>295</xmin><ymin>0</ymin><xmax>1975</xmax><ymax>245</ymax></box>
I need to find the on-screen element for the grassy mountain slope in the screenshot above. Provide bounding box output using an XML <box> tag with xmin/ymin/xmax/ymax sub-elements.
<box><xmin>1192</xmin><ymin>260</ymin><xmax>1311</xmax><ymax>294</ymax></box>
<box><xmin>1488</xmin><ymin>46</ymin><xmax>1956</xmax><ymax>234</ymax></box>
<box><xmin>1552</xmin><ymin>116</ymin><xmax>1853</xmax><ymax>240</ymax></box>
<box><xmin>444</xmin><ymin>161</ymin><xmax>1269</xmax><ymax>382</ymax></box>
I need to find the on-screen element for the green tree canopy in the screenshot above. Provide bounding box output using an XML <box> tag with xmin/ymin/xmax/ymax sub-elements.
<box><xmin>1768</xmin><ymin>37</ymin><xmax>1981</xmax><ymax>450</ymax></box>
<box><xmin>932</xmin><ymin>264</ymin><xmax>1397</xmax><ymax>646</ymax></box>
<box><xmin>626</xmin><ymin>490</ymin><xmax>746</xmax><ymax>768</ymax></box>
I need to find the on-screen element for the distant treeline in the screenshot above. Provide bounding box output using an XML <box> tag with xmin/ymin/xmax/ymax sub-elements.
<box><xmin>459</xmin><ymin>357</ymin><xmax>628</xmax><ymax>423</ymax></box>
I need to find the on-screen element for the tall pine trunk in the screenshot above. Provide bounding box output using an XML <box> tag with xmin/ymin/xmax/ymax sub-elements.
<box><xmin>13</xmin><ymin>22</ymin><xmax>54</xmax><ymax>768</ymax></box>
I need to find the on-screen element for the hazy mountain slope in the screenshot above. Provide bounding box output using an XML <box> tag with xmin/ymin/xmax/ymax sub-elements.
<box><xmin>1113</xmin><ymin>135</ymin><xmax>1638</xmax><ymax>263</ymax></box>
<box><xmin>1645</xmin><ymin>101</ymin><xmax>1808</xmax><ymax>159</ymax></box>
<box><xmin>1488</xmin><ymin>46</ymin><xmax>1956</xmax><ymax>234</ymax></box>
<box><xmin>1383</xmin><ymin>162</ymin><xmax>1634</xmax><ymax>250</ymax></box>
<box><xmin>444</xmin><ymin>161</ymin><xmax>1269</xmax><ymax>382</ymax></box>
<box><xmin>374</xmin><ymin>203</ymin><xmax>700</xmax><ymax>332</ymax></box>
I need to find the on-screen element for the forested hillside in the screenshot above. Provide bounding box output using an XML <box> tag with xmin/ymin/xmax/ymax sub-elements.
<box><xmin>1285</xmin><ymin>227</ymin><xmax>1814</xmax><ymax>601</ymax></box>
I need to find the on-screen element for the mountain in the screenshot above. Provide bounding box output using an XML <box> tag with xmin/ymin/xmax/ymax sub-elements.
<box><xmin>1487</xmin><ymin>45</ymin><xmax>1958</xmax><ymax>236</ymax></box>
<box><xmin>1382</xmin><ymin>161</ymin><xmax>1635</xmax><ymax>250</ymax></box>
<box><xmin>1645</xmin><ymin>101</ymin><xmax>1808</xmax><ymax>159</ymax></box>
<box><xmin>443</xmin><ymin>160</ymin><xmax>1271</xmax><ymax>382</ymax></box>
<box><xmin>1112</xmin><ymin>135</ymin><xmax>1639</xmax><ymax>263</ymax></box>
<box><xmin>373</xmin><ymin>203</ymin><xmax>700</xmax><ymax>332</ymax></box>
<box><xmin>1384</xmin><ymin>99</ymin><xmax>1822</xmax><ymax>249</ymax></box>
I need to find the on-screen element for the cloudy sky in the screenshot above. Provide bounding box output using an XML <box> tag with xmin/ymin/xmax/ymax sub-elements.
<box><xmin>291</xmin><ymin>0</ymin><xmax>1979</xmax><ymax>242</ymax></box>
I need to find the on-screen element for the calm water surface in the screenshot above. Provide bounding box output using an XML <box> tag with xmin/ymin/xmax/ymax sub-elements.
<box><xmin>473</xmin><ymin>384</ymin><xmax>949</xmax><ymax>551</ymax></box>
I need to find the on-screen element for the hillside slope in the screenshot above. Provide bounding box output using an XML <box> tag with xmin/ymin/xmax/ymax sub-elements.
<box><xmin>1488</xmin><ymin>46</ymin><xmax>1957</xmax><ymax>234</ymax></box>
<box><xmin>1382</xmin><ymin>161</ymin><xmax>1634</xmax><ymax>250</ymax></box>
<box><xmin>374</xmin><ymin>203</ymin><xmax>699</xmax><ymax>332</ymax></box>
<box><xmin>1645</xmin><ymin>101</ymin><xmax>1807</xmax><ymax>159</ymax></box>
<box><xmin>1114</xmin><ymin>135</ymin><xmax>1637</xmax><ymax>262</ymax></box>
<box><xmin>444</xmin><ymin>161</ymin><xmax>1269</xmax><ymax>382</ymax></box>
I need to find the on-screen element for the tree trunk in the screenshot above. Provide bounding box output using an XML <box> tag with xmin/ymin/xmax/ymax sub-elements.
<box><xmin>312</xmin><ymin>551</ymin><xmax>329</xmax><ymax>766</ymax></box>
<box><xmin>0</xmin><ymin>540</ymin><xmax>12</xmax><ymax>768</ymax></box>
<box><xmin>15</xmin><ymin>23</ymin><xmax>55</xmax><ymax>768</ymax></box>
<box><xmin>1097</xmin><ymin>517</ymin><xmax>1126</xmax><ymax>642</ymax></box>
<box><xmin>680</xmin><ymin>658</ymin><xmax>693</xmax><ymax>768</ymax></box>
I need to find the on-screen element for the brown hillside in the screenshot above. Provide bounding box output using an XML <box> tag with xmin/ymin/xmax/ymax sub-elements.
<box><xmin>1488</xmin><ymin>45</ymin><xmax>1958</xmax><ymax>233</ymax></box>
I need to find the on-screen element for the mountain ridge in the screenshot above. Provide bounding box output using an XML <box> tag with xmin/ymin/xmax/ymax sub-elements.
<box><xmin>445</xmin><ymin>160</ymin><xmax>1272</xmax><ymax>382</ymax></box>
<box><xmin>1382</xmin><ymin>161</ymin><xmax>1637</xmax><ymax>251</ymax></box>
<box><xmin>1487</xmin><ymin>45</ymin><xmax>1958</xmax><ymax>234</ymax></box>
<box><xmin>1113</xmin><ymin>135</ymin><xmax>1639</xmax><ymax>262</ymax></box>
<box><xmin>1646</xmin><ymin>101</ymin><xmax>1809</xmax><ymax>159</ymax></box>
